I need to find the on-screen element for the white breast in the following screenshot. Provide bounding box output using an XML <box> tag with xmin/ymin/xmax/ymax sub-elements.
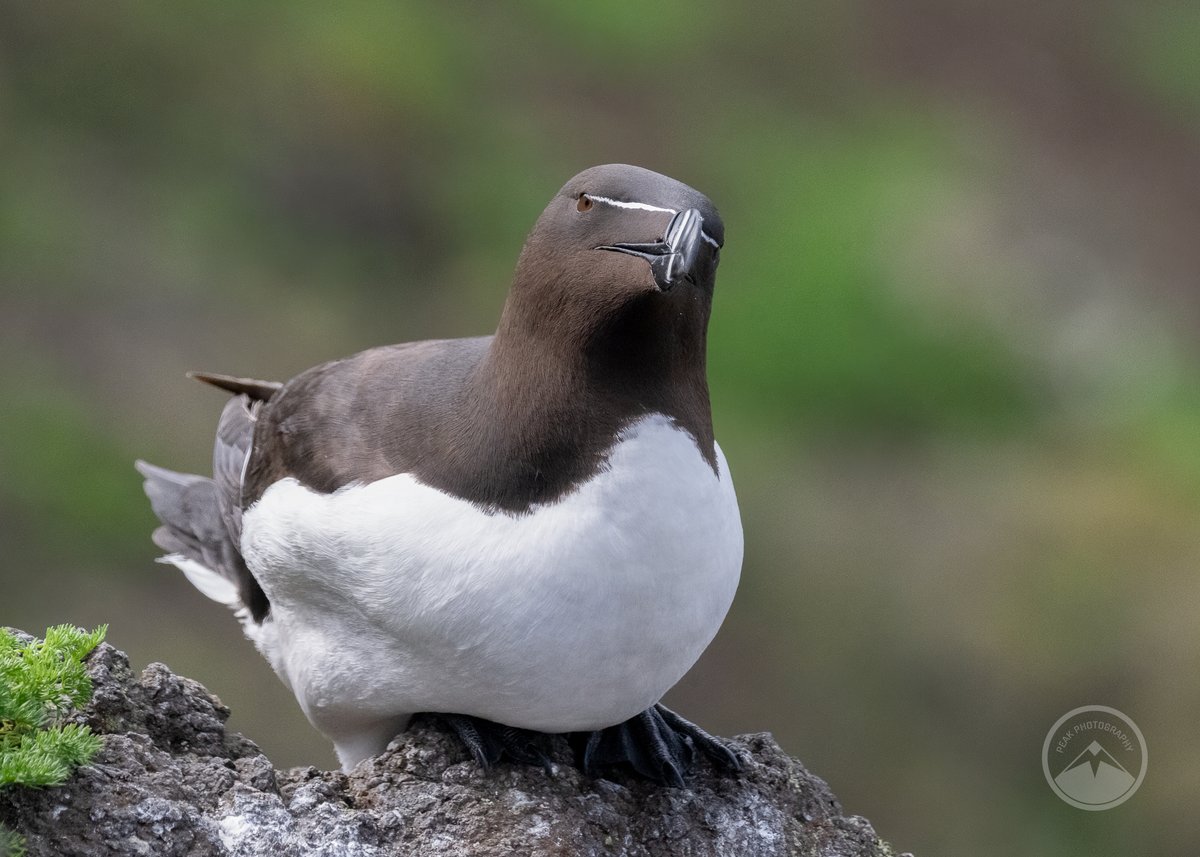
<box><xmin>240</xmin><ymin>413</ymin><xmax>742</xmax><ymax>749</ymax></box>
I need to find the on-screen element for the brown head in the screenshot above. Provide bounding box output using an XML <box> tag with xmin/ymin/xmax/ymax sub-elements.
<box><xmin>495</xmin><ymin>164</ymin><xmax>725</xmax><ymax>374</ymax></box>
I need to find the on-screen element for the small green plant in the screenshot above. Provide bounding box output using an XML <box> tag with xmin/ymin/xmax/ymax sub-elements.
<box><xmin>0</xmin><ymin>624</ymin><xmax>107</xmax><ymax>787</ymax></box>
<box><xmin>0</xmin><ymin>625</ymin><xmax>107</xmax><ymax>857</ymax></box>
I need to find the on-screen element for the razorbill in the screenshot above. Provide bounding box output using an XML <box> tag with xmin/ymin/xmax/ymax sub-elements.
<box><xmin>136</xmin><ymin>164</ymin><xmax>743</xmax><ymax>787</ymax></box>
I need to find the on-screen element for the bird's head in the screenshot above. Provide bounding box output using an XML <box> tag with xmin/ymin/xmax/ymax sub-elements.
<box><xmin>501</xmin><ymin>164</ymin><xmax>725</xmax><ymax>355</ymax></box>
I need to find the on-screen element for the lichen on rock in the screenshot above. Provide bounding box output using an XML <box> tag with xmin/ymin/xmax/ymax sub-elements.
<box><xmin>0</xmin><ymin>635</ymin><xmax>898</xmax><ymax>856</ymax></box>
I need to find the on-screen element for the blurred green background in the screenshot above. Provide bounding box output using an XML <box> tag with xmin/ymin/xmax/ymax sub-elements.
<box><xmin>2</xmin><ymin>2</ymin><xmax>1198</xmax><ymax>854</ymax></box>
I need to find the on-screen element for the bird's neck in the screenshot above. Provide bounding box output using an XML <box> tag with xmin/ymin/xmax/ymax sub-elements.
<box><xmin>474</xmin><ymin>287</ymin><xmax>717</xmax><ymax>489</ymax></box>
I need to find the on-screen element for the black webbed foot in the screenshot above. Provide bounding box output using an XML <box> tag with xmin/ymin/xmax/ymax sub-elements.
<box><xmin>428</xmin><ymin>706</ymin><xmax>739</xmax><ymax>787</ymax></box>
<box><xmin>570</xmin><ymin>704</ymin><xmax>741</xmax><ymax>787</ymax></box>
<box><xmin>438</xmin><ymin>713</ymin><xmax>553</xmax><ymax>772</ymax></box>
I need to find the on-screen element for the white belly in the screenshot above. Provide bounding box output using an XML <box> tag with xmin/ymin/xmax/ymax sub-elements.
<box><xmin>240</xmin><ymin>414</ymin><xmax>742</xmax><ymax>740</ymax></box>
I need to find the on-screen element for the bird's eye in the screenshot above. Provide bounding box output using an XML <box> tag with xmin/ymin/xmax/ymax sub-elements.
<box><xmin>577</xmin><ymin>194</ymin><xmax>593</xmax><ymax>212</ymax></box>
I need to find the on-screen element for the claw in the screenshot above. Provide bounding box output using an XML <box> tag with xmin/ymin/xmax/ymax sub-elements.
<box><xmin>570</xmin><ymin>704</ymin><xmax>736</xmax><ymax>787</ymax></box>
<box><xmin>656</xmin><ymin>704</ymin><xmax>741</xmax><ymax>772</ymax></box>
<box><xmin>439</xmin><ymin>713</ymin><xmax>552</xmax><ymax>772</ymax></box>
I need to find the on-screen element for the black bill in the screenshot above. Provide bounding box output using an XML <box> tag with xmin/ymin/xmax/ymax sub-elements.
<box><xmin>598</xmin><ymin>208</ymin><xmax>705</xmax><ymax>291</ymax></box>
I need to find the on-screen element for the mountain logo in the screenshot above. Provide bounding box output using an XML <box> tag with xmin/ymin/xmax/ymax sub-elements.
<box><xmin>1043</xmin><ymin>705</ymin><xmax>1147</xmax><ymax>810</ymax></box>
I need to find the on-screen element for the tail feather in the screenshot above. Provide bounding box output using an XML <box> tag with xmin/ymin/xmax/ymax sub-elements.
<box><xmin>135</xmin><ymin>460</ymin><xmax>225</xmax><ymax>563</ymax></box>
<box><xmin>150</xmin><ymin>523</ymin><xmax>202</xmax><ymax>559</ymax></box>
<box><xmin>135</xmin><ymin>459</ymin><xmax>207</xmax><ymax>488</ymax></box>
<box><xmin>135</xmin><ymin>459</ymin><xmax>270</xmax><ymax>622</ymax></box>
<box><xmin>188</xmin><ymin>371</ymin><xmax>281</xmax><ymax>402</ymax></box>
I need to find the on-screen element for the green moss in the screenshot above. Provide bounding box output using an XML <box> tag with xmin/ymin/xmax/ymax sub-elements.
<box><xmin>0</xmin><ymin>624</ymin><xmax>107</xmax><ymax>788</ymax></box>
<box><xmin>0</xmin><ymin>625</ymin><xmax>107</xmax><ymax>856</ymax></box>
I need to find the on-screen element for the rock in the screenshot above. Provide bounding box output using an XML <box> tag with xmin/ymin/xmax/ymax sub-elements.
<box><xmin>0</xmin><ymin>638</ymin><xmax>898</xmax><ymax>856</ymax></box>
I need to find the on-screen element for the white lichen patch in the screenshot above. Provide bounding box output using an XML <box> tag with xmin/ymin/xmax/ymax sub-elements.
<box><xmin>218</xmin><ymin>787</ymin><xmax>383</xmax><ymax>857</ymax></box>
